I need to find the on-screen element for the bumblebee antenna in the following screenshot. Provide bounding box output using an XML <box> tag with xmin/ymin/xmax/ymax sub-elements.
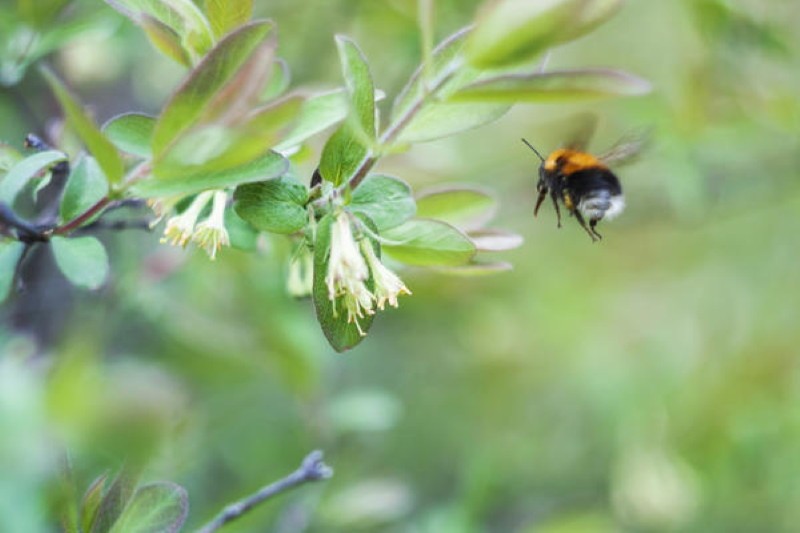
<box><xmin>521</xmin><ymin>138</ymin><xmax>545</xmax><ymax>162</ymax></box>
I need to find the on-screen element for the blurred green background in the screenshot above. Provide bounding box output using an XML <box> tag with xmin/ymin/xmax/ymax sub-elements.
<box><xmin>2</xmin><ymin>0</ymin><xmax>800</xmax><ymax>531</ymax></box>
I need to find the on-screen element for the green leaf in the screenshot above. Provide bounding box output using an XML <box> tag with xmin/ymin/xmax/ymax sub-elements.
<box><xmin>60</xmin><ymin>156</ymin><xmax>109</xmax><ymax>223</ymax></box>
<box><xmin>0</xmin><ymin>150</ymin><xmax>67</xmax><ymax>204</ymax></box>
<box><xmin>318</xmin><ymin>36</ymin><xmax>376</xmax><ymax>186</ymax></box>
<box><xmin>262</xmin><ymin>58</ymin><xmax>291</xmax><ymax>101</ymax></box>
<box><xmin>274</xmin><ymin>90</ymin><xmax>349</xmax><ymax>151</ymax></box>
<box><xmin>104</xmin><ymin>0</ymin><xmax>214</xmax><ymax>59</ymax></box>
<box><xmin>205</xmin><ymin>0</ymin><xmax>253</xmax><ymax>39</ymax></box>
<box><xmin>109</xmin><ymin>482</ymin><xmax>189</xmax><ymax>533</ymax></box>
<box><xmin>80</xmin><ymin>473</ymin><xmax>109</xmax><ymax>533</ymax></box>
<box><xmin>451</xmin><ymin>69</ymin><xmax>652</xmax><ymax>102</ymax></box>
<box><xmin>468</xmin><ymin>229</ymin><xmax>524</xmax><ymax>251</ymax></box>
<box><xmin>51</xmin><ymin>236</ymin><xmax>109</xmax><ymax>290</ymax></box>
<box><xmin>0</xmin><ymin>241</ymin><xmax>24</xmax><ymax>303</ymax></box>
<box><xmin>233</xmin><ymin>176</ymin><xmax>308</xmax><ymax>234</ymax></box>
<box><xmin>131</xmin><ymin>150</ymin><xmax>288</xmax><ymax>198</ymax></box>
<box><xmin>155</xmin><ymin>94</ymin><xmax>302</xmax><ymax>179</ymax></box>
<box><xmin>415</xmin><ymin>186</ymin><xmax>497</xmax><ymax>231</ymax></box>
<box><xmin>382</xmin><ymin>219</ymin><xmax>475</xmax><ymax>266</ymax></box>
<box><xmin>224</xmin><ymin>208</ymin><xmax>259</xmax><ymax>251</ymax></box>
<box><xmin>103</xmin><ymin>113</ymin><xmax>156</xmax><ymax>158</ymax></box>
<box><xmin>138</xmin><ymin>14</ymin><xmax>191</xmax><ymax>66</ymax></box>
<box><xmin>391</xmin><ymin>26</ymin><xmax>471</xmax><ymax>122</ymax></box>
<box><xmin>312</xmin><ymin>213</ymin><xmax>378</xmax><ymax>352</ymax></box>
<box><xmin>41</xmin><ymin>67</ymin><xmax>124</xmax><ymax>184</ymax></box>
<box><xmin>89</xmin><ymin>469</ymin><xmax>136</xmax><ymax>533</ymax></box>
<box><xmin>396</xmin><ymin>101</ymin><xmax>510</xmax><ymax>144</ymax></box>
<box><xmin>465</xmin><ymin>0</ymin><xmax>623</xmax><ymax>69</ymax></box>
<box><xmin>152</xmin><ymin>20</ymin><xmax>276</xmax><ymax>161</ymax></box>
<box><xmin>0</xmin><ymin>143</ymin><xmax>22</xmax><ymax>173</ymax></box>
<box><xmin>349</xmin><ymin>174</ymin><xmax>415</xmax><ymax>231</ymax></box>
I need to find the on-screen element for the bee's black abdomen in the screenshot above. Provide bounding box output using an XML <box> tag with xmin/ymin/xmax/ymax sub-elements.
<box><xmin>565</xmin><ymin>167</ymin><xmax>622</xmax><ymax>197</ymax></box>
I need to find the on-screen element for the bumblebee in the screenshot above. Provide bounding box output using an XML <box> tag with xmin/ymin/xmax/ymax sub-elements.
<box><xmin>522</xmin><ymin>133</ymin><xmax>641</xmax><ymax>241</ymax></box>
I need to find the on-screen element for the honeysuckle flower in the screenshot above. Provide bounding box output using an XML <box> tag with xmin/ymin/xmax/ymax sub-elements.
<box><xmin>360</xmin><ymin>238</ymin><xmax>411</xmax><ymax>310</ymax></box>
<box><xmin>192</xmin><ymin>190</ymin><xmax>230</xmax><ymax>260</ymax></box>
<box><xmin>287</xmin><ymin>245</ymin><xmax>314</xmax><ymax>297</ymax></box>
<box><xmin>160</xmin><ymin>191</ymin><xmax>213</xmax><ymax>248</ymax></box>
<box><xmin>325</xmin><ymin>212</ymin><xmax>375</xmax><ymax>335</ymax></box>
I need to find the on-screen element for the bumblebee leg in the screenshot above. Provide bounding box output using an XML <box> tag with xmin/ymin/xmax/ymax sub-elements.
<box><xmin>550</xmin><ymin>192</ymin><xmax>562</xmax><ymax>228</ymax></box>
<box><xmin>533</xmin><ymin>188</ymin><xmax>547</xmax><ymax>217</ymax></box>
<box><xmin>574</xmin><ymin>210</ymin><xmax>598</xmax><ymax>242</ymax></box>
<box><xmin>589</xmin><ymin>219</ymin><xmax>603</xmax><ymax>240</ymax></box>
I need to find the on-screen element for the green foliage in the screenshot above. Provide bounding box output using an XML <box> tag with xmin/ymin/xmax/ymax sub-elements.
<box><xmin>0</xmin><ymin>150</ymin><xmax>67</xmax><ymax>204</ymax></box>
<box><xmin>51</xmin><ymin>236</ymin><xmax>109</xmax><ymax>290</ymax></box>
<box><xmin>104</xmin><ymin>0</ymin><xmax>214</xmax><ymax>62</ymax></box>
<box><xmin>312</xmin><ymin>213</ymin><xmax>378</xmax><ymax>352</ymax></box>
<box><xmin>60</xmin><ymin>156</ymin><xmax>109</xmax><ymax>223</ymax></box>
<box><xmin>0</xmin><ymin>241</ymin><xmax>24</xmax><ymax>303</ymax></box>
<box><xmin>465</xmin><ymin>0</ymin><xmax>623</xmax><ymax>69</ymax></box>
<box><xmin>383</xmin><ymin>219</ymin><xmax>476</xmax><ymax>267</ymax></box>
<box><xmin>349</xmin><ymin>174</ymin><xmax>416</xmax><ymax>231</ymax></box>
<box><xmin>319</xmin><ymin>36</ymin><xmax>376</xmax><ymax>186</ymax></box>
<box><xmin>233</xmin><ymin>176</ymin><xmax>309</xmax><ymax>234</ymax></box>
<box><xmin>415</xmin><ymin>186</ymin><xmax>497</xmax><ymax>231</ymax></box>
<box><xmin>204</xmin><ymin>0</ymin><xmax>253</xmax><ymax>40</ymax></box>
<box><xmin>131</xmin><ymin>150</ymin><xmax>288</xmax><ymax>197</ymax></box>
<box><xmin>103</xmin><ymin>114</ymin><xmax>157</xmax><ymax>159</ymax></box>
<box><xmin>151</xmin><ymin>20</ymin><xmax>278</xmax><ymax>178</ymax></box>
<box><xmin>452</xmin><ymin>68</ymin><xmax>653</xmax><ymax>102</ymax></box>
<box><xmin>109</xmin><ymin>482</ymin><xmax>188</xmax><ymax>533</ymax></box>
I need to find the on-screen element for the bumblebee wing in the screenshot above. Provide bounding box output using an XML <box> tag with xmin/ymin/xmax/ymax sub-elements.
<box><xmin>599</xmin><ymin>130</ymin><xmax>650</xmax><ymax>167</ymax></box>
<box><xmin>563</xmin><ymin>112</ymin><xmax>598</xmax><ymax>151</ymax></box>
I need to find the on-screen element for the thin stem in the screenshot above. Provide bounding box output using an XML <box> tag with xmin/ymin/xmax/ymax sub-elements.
<box><xmin>195</xmin><ymin>451</ymin><xmax>333</xmax><ymax>533</ymax></box>
<box><xmin>53</xmin><ymin>197</ymin><xmax>112</xmax><ymax>236</ymax></box>
<box><xmin>346</xmin><ymin>57</ymin><xmax>461</xmax><ymax>192</ymax></box>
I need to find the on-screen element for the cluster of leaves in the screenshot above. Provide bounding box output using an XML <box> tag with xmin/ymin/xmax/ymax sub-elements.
<box><xmin>70</xmin><ymin>469</ymin><xmax>188</xmax><ymax>533</ymax></box>
<box><xmin>0</xmin><ymin>0</ymin><xmax>651</xmax><ymax>356</ymax></box>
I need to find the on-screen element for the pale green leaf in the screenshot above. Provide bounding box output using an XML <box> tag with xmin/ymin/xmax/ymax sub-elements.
<box><xmin>139</xmin><ymin>14</ymin><xmax>191</xmax><ymax>66</ymax></box>
<box><xmin>415</xmin><ymin>186</ymin><xmax>497</xmax><ymax>231</ymax></box>
<box><xmin>233</xmin><ymin>176</ymin><xmax>308</xmax><ymax>234</ymax></box>
<box><xmin>80</xmin><ymin>473</ymin><xmax>109</xmax><ymax>533</ymax></box>
<box><xmin>0</xmin><ymin>150</ymin><xmax>67</xmax><ymax>204</ymax></box>
<box><xmin>155</xmin><ymin>94</ymin><xmax>302</xmax><ymax>179</ymax></box>
<box><xmin>103</xmin><ymin>113</ymin><xmax>156</xmax><ymax>158</ymax></box>
<box><xmin>109</xmin><ymin>482</ymin><xmax>188</xmax><ymax>533</ymax></box>
<box><xmin>451</xmin><ymin>69</ymin><xmax>652</xmax><ymax>102</ymax></box>
<box><xmin>60</xmin><ymin>156</ymin><xmax>109</xmax><ymax>223</ymax></box>
<box><xmin>318</xmin><ymin>36</ymin><xmax>376</xmax><ymax>186</ymax></box>
<box><xmin>152</xmin><ymin>20</ymin><xmax>276</xmax><ymax>161</ymax></box>
<box><xmin>349</xmin><ymin>174</ymin><xmax>415</xmax><ymax>231</ymax></box>
<box><xmin>465</xmin><ymin>0</ymin><xmax>623</xmax><ymax>69</ymax></box>
<box><xmin>131</xmin><ymin>150</ymin><xmax>288</xmax><ymax>198</ymax></box>
<box><xmin>396</xmin><ymin>101</ymin><xmax>510</xmax><ymax>144</ymax></box>
<box><xmin>41</xmin><ymin>67</ymin><xmax>124</xmax><ymax>184</ymax></box>
<box><xmin>205</xmin><ymin>0</ymin><xmax>253</xmax><ymax>39</ymax></box>
<box><xmin>0</xmin><ymin>241</ymin><xmax>24</xmax><ymax>303</ymax></box>
<box><xmin>382</xmin><ymin>219</ymin><xmax>476</xmax><ymax>266</ymax></box>
<box><xmin>51</xmin><ymin>236</ymin><xmax>109</xmax><ymax>290</ymax></box>
<box><xmin>104</xmin><ymin>0</ymin><xmax>214</xmax><ymax>59</ymax></box>
<box><xmin>274</xmin><ymin>90</ymin><xmax>348</xmax><ymax>151</ymax></box>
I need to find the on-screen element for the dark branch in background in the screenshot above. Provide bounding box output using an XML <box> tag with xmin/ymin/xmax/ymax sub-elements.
<box><xmin>0</xmin><ymin>202</ymin><xmax>49</xmax><ymax>242</ymax></box>
<box><xmin>74</xmin><ymin>218</ymin><xmax>152</xmax><ymax>235</ymax></box>
<box><xmin>195</xmin><ymin>451</ymin><xmax>333</xmax><ymax>533</ymax></box>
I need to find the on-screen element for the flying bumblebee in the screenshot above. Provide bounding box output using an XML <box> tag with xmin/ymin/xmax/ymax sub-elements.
<box><xmin>522</xmin><ymin>122</ymin><xmax>644</xmax><ymax>242</ymax></box>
